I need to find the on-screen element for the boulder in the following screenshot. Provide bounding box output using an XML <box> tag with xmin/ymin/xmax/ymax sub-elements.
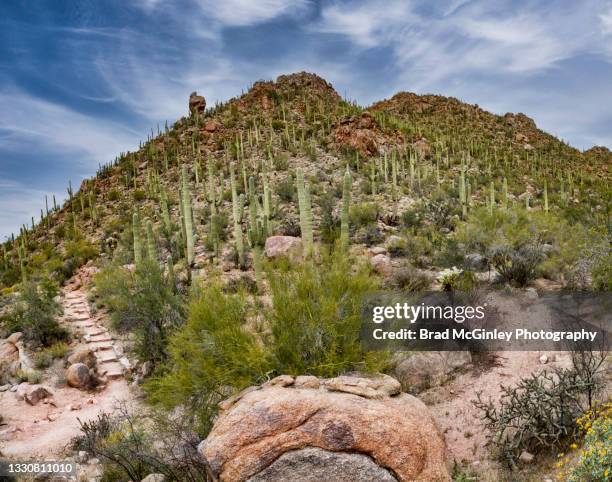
<box><xmin>204</xmin><ymin>120</ymin><xmax>221</xmax><ymax>132</ymax></box>
<box><xmin>392</xmin><ymin>351</ymin><xmax>472</xmax><ymax>392</ymax></box>
<box><xmin>264</xmin><ymin>236</ymin><xmax>302</xmax><ymax>260</ymax></box>
<box><xmin>248</xmin><ymin>448</ymin><xmax>396</xmax><ymax>482</ymax></box>
<box><xmin>15</xmin><ymin>383</ymin><xmax>52</xmax><ymax>405</ymax></box>
<box><xmin>189</xmin><ymin>92</ymin><xmax>206</xmax><ymax>114</ymax></box>
<box><xmin>199</xmin><ymin>374</ymin><xmax>450</xmax><ymax>481</ymax></box>
<box><xmin>66</xmin><ymin>363</ymin><xmax>91</xmax><ymax>389</ymax></box>
<box><xmin>370</xmin><ymin>254</ymin><xmax>392</xmax><ymax>276</ymax></box>
<box><xmin>68</xmin><ymin>348</ymin><xmax>96</xmax><ymax>368</ymax></box>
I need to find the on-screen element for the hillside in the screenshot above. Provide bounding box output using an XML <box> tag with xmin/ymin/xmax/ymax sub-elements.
<box><xmin>0</xmin><ymin>72</ymin><xmax>610</xmax><ymax>481</ymax></box>
<box><xmin>1</xmin><ymin>72</ymin><xmax>609</xmax><ymax>290</ymax></box>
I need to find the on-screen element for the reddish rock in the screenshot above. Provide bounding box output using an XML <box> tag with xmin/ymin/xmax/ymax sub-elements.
<box><xmin>68</xmin><ymin>348</ymin><xmax>96</xmax><ymax>369</ymax></box>
<box><xmin>199</xmin><ymin>374</ymin><xmax>450</xmax><ymax>481</ymax></box>
<box><xmin>189</xmin><ymin>92</ymin><xmax>206</xmax><ymax>115</ymax></box>
<box><xmin>204</xmin><ymin>120</ymin><xmax>220</xmax><ymax>132</ymax></box>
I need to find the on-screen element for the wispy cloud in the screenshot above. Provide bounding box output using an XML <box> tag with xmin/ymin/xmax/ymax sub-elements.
<box><xmin>0</xmin><ymin>180</ymin><xmax>63</xmax><ymax>240</ymax></box>
<box><xmin>0</xmin><ymin>88</ymin><xmax>139</xmax><ymax>165</ymax></box>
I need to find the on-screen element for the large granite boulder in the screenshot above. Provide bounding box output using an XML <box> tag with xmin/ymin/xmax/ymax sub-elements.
<box><xmin>199</xmin><ymin>374</ymin><xmax>450</xmax><ymax>481</ymax></box>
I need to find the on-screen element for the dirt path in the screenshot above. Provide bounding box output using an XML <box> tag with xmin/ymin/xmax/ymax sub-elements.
<box><xmin>0</xmin><ymin>268</ymin><xmax>138</xmax><ymax>459</ymax></box>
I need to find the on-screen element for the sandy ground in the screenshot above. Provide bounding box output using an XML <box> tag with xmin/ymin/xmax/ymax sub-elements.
<box><xmin>0</xmin><ymin>379</ymin><xmax>134</xmax><ymax>459</ymax></box>
<box><xmin>421</xmin><ymin>350</ymin><xmax>573</xmax><ymax>469</ymax></box>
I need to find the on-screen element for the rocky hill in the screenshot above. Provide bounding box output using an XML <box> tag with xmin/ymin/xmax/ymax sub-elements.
<box><xmin>0</xmin><ymin>72</ymin><xmax>610</xmax><ymax>482</ymax></box>
<box><xmin>1</xmin><ymin>72</ymin><xmax>609</xmax><ymax>291</ymax></box>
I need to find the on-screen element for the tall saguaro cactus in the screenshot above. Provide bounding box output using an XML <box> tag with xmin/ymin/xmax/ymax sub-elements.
<box><xmin>146</xmin><ymin>220</ymin><xmax>157</xmax><ymax>261</ymax></box>
<box><xmin>340</xmin><ymin>167</ymin><xmax>352</xmax><ymax>251</ymax></box>
<box><xmin>296</xmin><ymin>168</ymin><xmax>313</xmax><ymax>255</ymax></box>
<box><xmin>230</xmin><ymin>163</ymin><xmax>245</xmax><ymax>264</ymax></box>
<box><xmin>133</xmin><ymin>211</ymin><xmax>142</xmax><ymax>268</ymax></box>
<box><xmin>181</xmin><ymin>165</ymin><xmax>195</xmax><ymax>265</ymax></box>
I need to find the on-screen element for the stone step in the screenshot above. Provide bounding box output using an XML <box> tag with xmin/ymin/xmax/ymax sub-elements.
<box><xmin>84</xmin><ymin>326</ymin><xmax>108</xmax><ymax>337</ymax></box>
<box><xmin>87</xmin><ymin>334</ymin><xmax>113</xmax><ymax>343</ymax></box>
<box><xmin>73</xmin><ymin>321</ymin><xmax>95</xmax><ymax>329</ymax></box>
<box><xmin>89</xmin><ymin>341</ymin><xmax>114</xmax><ymax>351</ymax></box>
<box><xmin>68</xmin><ymin>315</ymin><xmax>91</xmax><ymax>322</ymax></box>
<box><xmin>100</xmin><ymin>362</ymin><xmax>124</xmax><ymax>379</ymax></box>
<box><xmin>96</xmin><ymin>350</ymin><xmax>118</xmax><ymax>363</ymax></box>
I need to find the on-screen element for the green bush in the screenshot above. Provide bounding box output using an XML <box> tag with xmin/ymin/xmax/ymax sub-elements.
<box><xmin>386</xmin><ymin>263</ymin><xmax>430</xmax><ymax>292</ymax></box>
<box><xmin>94</xmin><ymin>260</ymin><xmax>183</xmax><ymax>367</ymax></box>
<box><xmin>147</xmin><ymin>253</ymin><xmax>389</xmax><ymax>435</ymax></box>
<box><xmin>146</xmin><ymin>283</ymin><xmax>268</xmax><ymax>434</ymax></box>
<box><xmin>33</xmin><ymin>341</ymin><xmax>69</xmax><ymax>368</ymax></box>
<box><xmin>1</xmin><ymin>278</ymin><xmax>68</xmax><ymax>348</ymax></box>
<box><xmin>457</xmin><ymin>207</ymin><xmax>594</xmax><ymax>284</ymax></box>
<box><xmin>349</xmin><ymin>202</ymin><xmax>380</xmax><ymax>228</ymax></box>
<box><xmin>266</xmin><ymin>253</ymin><xmax>388</xmax><ymax>377</ymax></box>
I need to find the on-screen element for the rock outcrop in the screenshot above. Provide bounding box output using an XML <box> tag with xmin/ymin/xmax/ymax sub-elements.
<box><xmin>189</xmin><ymin>92</ymin><xmax>206</xmax><ymax>115</ymax></box>
<box><xmin>199</xmin><ymin>374</ymin><xmax>450</xmax><ymax>481</ymax></box>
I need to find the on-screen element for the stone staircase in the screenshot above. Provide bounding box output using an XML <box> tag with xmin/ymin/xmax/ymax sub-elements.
<box><xmin>61</xmin><ymin>287</ymin><xmax>130</xmax><ymax>381</ymax></box>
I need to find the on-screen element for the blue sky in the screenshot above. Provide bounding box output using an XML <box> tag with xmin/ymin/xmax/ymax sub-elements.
<box><xmin>1</xmin><ymin>0</ymin><xmax>612</xmax><ymax>240</ymax></box>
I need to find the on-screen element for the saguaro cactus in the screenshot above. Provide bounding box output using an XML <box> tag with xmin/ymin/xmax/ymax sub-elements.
<box><xmin>340</xmin><ymin>167</ymin><xmax>352</xmax><ymax>251</ymax></box>
<box><xmin>133</xmin><ymin>211</ymin><xmax>142</xmax><ymax>268</ymax></box>
<box><xmin>230</xmin><ymin>164</ymin><xmax>245</xmax><ymax>264</ymax></box>
<box><xmin>296</xmin><ymin>168</ymin><xmax>313</xmax><ymax>255</ymax></box>
<box><xmin>146</xmin><ymin>220</ymin><xmax>157</xmax><ymax>261</ymax></box>
<box><xmin>181</xmin><ymin>165</ymin><xmax>195</xmax><ymax>265</ymax></box>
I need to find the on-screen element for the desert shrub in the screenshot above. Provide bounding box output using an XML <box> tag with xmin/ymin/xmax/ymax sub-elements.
<box><xmin>146</xmin><ymin>283</ymin><xmax>268</xmax><ymax>434</ymax></box>
<box><xmin>147</xmin><ymin>253</ymin><xmax>388</xmax><ymax>435</ymax></box>
<box><xmin>353</xmin><ymin>225</ymin><xmax>384</xmax><ymax>246</ymax></box>
<box><xmin>54</xmin><ymin>237</ymin><xmax>99</xmax><ymax>281</ymax></box>
<box><xmin>133</xmin><ymin>190</ymin><xmax>146</xmax><ymax>201</ymax></box>
<box><xmin>591</xmin><ymin>248</ymin><xmax>612</xmax><ymax>291</ymax></box>
<box><xmin>319</xmin><ymin>192</ymin><xmax>340</xmax><ymax>245</ymax></box>
<box><xmin>474</xmin><ymin>360</ymin><xmax>605</xmax><ymax>468</ymax></box>
<box><xmin>277</xmin><ymin>214</ymin><xmax>301</xmax><ymax>237</ymax></box>
<box><xmin>488</xmin><ymin>242</ymin><xmax>544</xmax><ymax>286</ymax></box>
<box><xmin>387</xmin><ymin>236</ymin><xmax>408</xmax><ymax>258</ymax></box>
<box><xmin>71</xmin><ymin>407</ymin><xmax>208</xmax><ymax>482</ymax></box>
<box><xmin>276</xmin><ymin>175</ymin><xmax>295</xmax><ymax>202</ymax></box>
<box><xmin>266</xmin><ymin>252</ymin><xmax>388</xmax><ymax>377</ymax></box>
<box><xmin>94</xmin><ymin>260</ymin><xmax>183</xmax><ymax>367</ymax></box>
<box><xmin>400</xmin><ymin>208</ymin><xmax>422</xmax><ymax>229</ymax></box>
<box><xmin>107</xmin><ymin>189</ymin><xmax>120</xmax><ymax>202</ymax></box>
<box><xmin>569</xmin><ymin>403</ymin><xmax>612</xmax><ymax>482</ymax></box>
<box><xmin>457</xmin><ymin>207</ymin><xmax>593</xmax><ymax>283</ymax></box>
<box><xmin>33</xmin><ymin>342</ymin><xmax>68</xmax><ymax>368</ymax></box>
<box><xmin>350</xmin><ymin>202</ymin><xmax>380</xmax><ymax>228</ymax></box>
<box><xmin>1</xmin><ymin>278</ymin><xmax>68</xmax><ymax>347</ymax></box>
<box><xmin>387</xmin><ymin>263</ymin><xmax>430</xmax><ymax>292</ymax></box>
